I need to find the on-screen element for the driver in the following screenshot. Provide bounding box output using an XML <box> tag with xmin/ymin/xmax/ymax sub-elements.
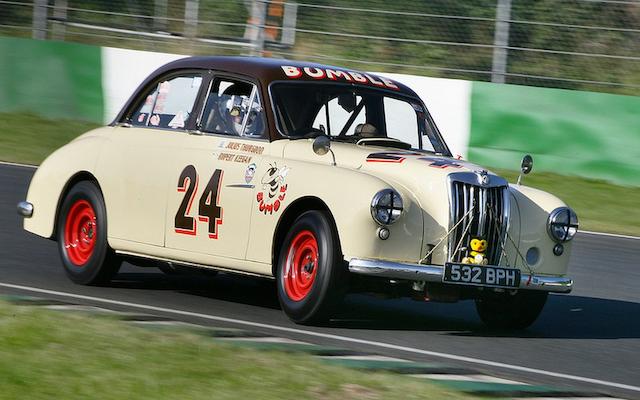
<box><xmin>217</xmin><ymin>83</ymin><xmax>263</xmax><ymax>136</ymax></box>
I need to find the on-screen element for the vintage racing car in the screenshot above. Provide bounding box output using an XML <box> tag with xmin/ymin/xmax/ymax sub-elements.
<box><xmin>18</xmin><ymin>57</ymin><xmax>578</xmax><ymax>329</ymax></box>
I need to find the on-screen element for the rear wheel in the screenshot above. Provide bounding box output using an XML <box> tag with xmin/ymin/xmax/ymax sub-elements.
<box><xmin>475</xmin><ymin>290</ymin><xmax>548</xmax><ymax>330</ymax></box>
<box><xmin>56</xmin><ymin>181</ymin><xmax>121</xmax><ymax>285</ymax></box>
<box><xmin>276</xmin><ymin>210</ymin><xmax>347</xmax><ymax>324</ymax></box>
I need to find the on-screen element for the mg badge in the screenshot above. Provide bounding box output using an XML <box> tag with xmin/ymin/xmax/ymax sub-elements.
<box><xmin>476</xmin><ymin>170</ymin><xmax>489</xmax><ymax>186</ymax></box>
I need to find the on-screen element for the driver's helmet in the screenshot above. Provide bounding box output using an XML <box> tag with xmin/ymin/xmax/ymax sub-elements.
<box><xmin>218</xmin><ymin>83</ymin><xmax>262</xmax><ymax>136</ymax></box>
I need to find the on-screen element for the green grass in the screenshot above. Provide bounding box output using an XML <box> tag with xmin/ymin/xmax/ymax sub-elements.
<box><xmin>1</xmin><ymin>111</ymin><xmax>638</xmax><ymax>236</ymax></box>
<box><xmin>0</xmin><ymin>112</ymin><xmax>99</xmax><ymax>165</ymax></box>
<box><xmin>0</xmin><ymin>301</ymin><xmax>475</xmax><ymax>400</ymax></box>
<box><xmin>495</xmin><ymin>168</ymin><xmax>640</xmax><ymax>237</ymax></box>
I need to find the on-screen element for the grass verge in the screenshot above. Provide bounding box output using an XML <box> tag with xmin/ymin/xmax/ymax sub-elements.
<box><xmin>495</xmin><ymin>168</ymin><xmax>640</xmax><ymax>237</ymax></box>
<box><xmin>0</xmin><ymin>300</ymin><xmax>475</xmax><ymax>400</ymax></box>
<box><xmin>1</xmin><ymin>111</ymin><xmax>638</xmax><ymax>236</ymax></box>
<box><xmin>0</xmin><ymin>112</ymin><xmax>99</xmax><ymax>165</ymax></box>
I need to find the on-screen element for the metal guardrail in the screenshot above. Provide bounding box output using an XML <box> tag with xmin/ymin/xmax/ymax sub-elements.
<box><xmin>0</xmin><ymin>0</ymin><xmax>638</xmax><ymax>95</ymax></box>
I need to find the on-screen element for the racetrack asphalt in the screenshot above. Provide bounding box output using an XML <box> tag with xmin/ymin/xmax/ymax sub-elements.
<box><xmin>1</xmin><ymin>163</ymin><xmax>639</xmax><ymax>399</ymax></box>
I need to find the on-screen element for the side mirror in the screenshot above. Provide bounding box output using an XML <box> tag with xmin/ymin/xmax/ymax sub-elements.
<box><xmin>517</xmin><ymin>154</ymin><xmax>533</xmax><ymax>185</ymax></box>
<box><xmin>312</xmin><ymin>135</ymin><xmax>336</xmax><ymax>166</ymax></box>
<box><xmin>521</xmin><ymin>154</ymin><xmax>533</xmax><ymax>175</ymax></box>
<box><xmin>312</xmin><ymin>135</ymin><xmax>331</xmax><ymax>155</ymax></box>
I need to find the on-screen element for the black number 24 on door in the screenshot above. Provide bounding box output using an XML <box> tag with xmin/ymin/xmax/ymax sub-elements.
<box><xmin>174</xmin><ymin>165</ymin><xmax>223</xmax><ymax>239</ymax></box>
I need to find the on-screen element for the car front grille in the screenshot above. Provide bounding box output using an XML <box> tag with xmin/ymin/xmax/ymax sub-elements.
<box><xmin>447</xmin><ymin>173</ymin><xmax>509</xmax><ymax>265</ymax></box>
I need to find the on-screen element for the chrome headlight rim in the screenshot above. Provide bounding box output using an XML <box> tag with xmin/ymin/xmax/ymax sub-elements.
<box><xmin>370</xmin><ymin>189</ymin><xmax>403</xmax><ymax>226</ymax></box>
<box><xmin>547</xmin><ymin>207</ymin><xmax>579</xmax><ymax>242</ymax></box>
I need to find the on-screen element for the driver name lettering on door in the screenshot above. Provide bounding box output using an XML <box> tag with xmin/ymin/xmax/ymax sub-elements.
<box><xmin>219</xmin><ymin>141</ymin><xmax>265</xmax><ymax>155</ymax></box>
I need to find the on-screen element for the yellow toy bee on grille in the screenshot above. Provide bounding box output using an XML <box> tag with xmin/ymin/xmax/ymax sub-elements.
<box><xmin>462</xmin><ymin>238</ymin><xmax>489</xmax><ymax>265</ymax></box>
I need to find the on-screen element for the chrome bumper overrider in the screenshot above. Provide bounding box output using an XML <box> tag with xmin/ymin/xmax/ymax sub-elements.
<box><xmin>348</xmin><ymin>258</ymin><xmax>573</xmax><ymax>293</ymax></box>
<box><xmin>17</xmin><ymin>201</ymin><xmax>33</xmax><ymax>218</ymax></box>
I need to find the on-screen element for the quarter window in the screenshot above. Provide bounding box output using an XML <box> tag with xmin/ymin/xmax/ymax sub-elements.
<box><xmin>131</xmin><ymin>74</ymin><xmax>203</xmax><ymax>129</ymax></box>
<box><xmin>384</xmin><ymin>97</ymin><xmax>420</xmax><ymax>149</ymax></box>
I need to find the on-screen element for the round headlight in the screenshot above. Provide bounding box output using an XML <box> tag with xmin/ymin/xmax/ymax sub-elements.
<box><xmin>547</xmin><ymin>207</ymin><xmax>579</xmax><ymax>242</ymax></box>
<box><xmin>371</xmin><ymin>189</ymin><xmax>403</xmax><ymax>225</ymax></box>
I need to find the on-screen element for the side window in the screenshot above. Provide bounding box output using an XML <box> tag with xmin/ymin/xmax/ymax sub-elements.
<box><xmin>131</xmin><ymin>74</ymin><xmax>203</xmax><ymax>129</ymax></box>
<box><xmin>200</xmin><ymin>78</ymin><xmax>265</xmax><ymax>137</ymax></box>
<box><xmin>384</xmin><ymin>97</ymin><xmax>419</xmax><ymax>148</ymax></box>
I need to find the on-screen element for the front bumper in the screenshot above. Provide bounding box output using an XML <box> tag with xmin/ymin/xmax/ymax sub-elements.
<box><xmin>348</xmin><ymin>258</ymin><xmax>573</xmax><ymax>293</ymax></box>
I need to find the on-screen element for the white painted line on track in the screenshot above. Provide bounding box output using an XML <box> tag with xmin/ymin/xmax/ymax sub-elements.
<box><xmin>1</xmin><ymin>281</ymin><xmax>639</xmax><ymax>394</ymax></box>
<box><xmin>43</xmin><ymin>304</ymin><xmax>118</xmax><ymax>313</ymax></box>
<box><xmin>220</xmin><ymin>337</ymin><xmax>307</xmax><ymax>344</ymax></box>
<box><xmin>523</xmin><ymin>398</ymin><xmax>626</xmax><ymax>400</ymax></box>
<box><xmin>0</xmin><ymin>160</ymin><xmax>37</xmax><ymax>169</ymax></box>
<box><xmin>413</xmin><ymin>374</ymin><xmax>527</xmax><ymax>384</ymax></box>
<box><xmin>579</xmin><ymin>230</ymin><xmax>640</xmax><ymax>241</ymax></box>
<box><xmin>321</xmin><ymin>355</ymin><xmax>409</xmax><ymax>362</ymax></box>
<box><xmin>130</xmin><ymin>320</ymin><xmax>202</xmax><ymax>328</ymax></box>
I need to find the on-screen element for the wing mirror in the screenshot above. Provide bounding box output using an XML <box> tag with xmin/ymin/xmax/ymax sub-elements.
<box><xmin>312</xmin><ymin>135</ymin><xmax>336</xmax><ymax>166</ymax></box>
<box><xmin>312</xmin><ymin>135</ymin><xmax>330</xmax><ymax>155</ymax></box>
<box><xmin>517</xmin><ymin>154</ymin><xmax>533</xmax><ymax>185</ymax></box>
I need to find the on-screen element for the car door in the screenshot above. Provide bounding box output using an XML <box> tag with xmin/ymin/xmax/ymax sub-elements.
<box><xmin>98</xmin><ymin>71</ymin><xmax>207</xmax><ymax>247</ymax></box>
<box><xmin>164</xmin><ymin>75</ymin><xmax>268</xmax><ymax>262</ymax></box>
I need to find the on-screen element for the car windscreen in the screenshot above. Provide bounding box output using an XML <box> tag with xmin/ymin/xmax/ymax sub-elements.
<box><xmin>270</xmin><ymin>82</ymin><xmax>450</xmax><ymax>155</ymax></box>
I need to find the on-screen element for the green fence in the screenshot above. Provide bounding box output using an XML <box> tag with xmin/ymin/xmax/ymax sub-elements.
<box><xmin>0</xmin><ymin>36</ymin><xmax>103</xmax><ymax>123</ymax></box>
<box><xmin>469</xmin><ymin>82</ymin><xmax>640</xmax><ymax>186</ymax></box>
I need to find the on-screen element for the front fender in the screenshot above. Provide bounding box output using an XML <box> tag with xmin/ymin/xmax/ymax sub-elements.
<box><xmin>246</xmin><ymin>159</ymin><xmax>424</xmax><ymax>266</ymax></box>
<box><xmin>24</xmin><ymin>132</ymin><xmax>107</xmax><ymax>238</ymax></box>
<box><xmin>509</xmin><ymin>184</ymin><xmax>573</xmax><ymax>276</ymax></box>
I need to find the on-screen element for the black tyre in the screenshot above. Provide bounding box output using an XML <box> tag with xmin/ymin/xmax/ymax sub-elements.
<box><xmin>276</xmin><ymin>210</ymin><xmax>347</xmax><ymax>324</ymax></box>
<box><xmin>56</xmin><ymin>181</ymin><xmax>121</xmax><ymax>285</ymax></box>
<box><xmin>475</xmin><ymin>290</ymin><xmax>548</xmax><ymax>330</ymax></box>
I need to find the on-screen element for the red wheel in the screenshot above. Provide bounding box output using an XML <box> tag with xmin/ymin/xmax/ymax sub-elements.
<box><xmin>63</xmin><ymin>200</ymin><xmax>97</xmax><ymax>266</ymax></box>
<box><xmin>283</xmin><ymin>230</ymin><xmax>319</xmax><ymax>301</ymax></box>
<box><xmin>57</xmin><ymin>181</ymin><xmax>121</xmax><ymax>285</ymax></box>
<box><xmin>276</xmin><ymin>210</ymin><xmax>348</xmax><ymax>324</ymax></box>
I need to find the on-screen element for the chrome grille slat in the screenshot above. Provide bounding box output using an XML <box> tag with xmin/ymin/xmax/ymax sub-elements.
<box><xmin>463</xmin><ymin>184</ymin><xmax>469</xmax><ymax>240</ymax></box>
<box><xmin>499</xmin><ymin>188</ymin><xmax>510</xmax><ymax>265</ymax></box>
<box><xmin>481</xmin><ymin>187</ymin><xmax>488</xmax><ymax>236</ymax></box>
<box><xmin>489</xmin><ymin>187</ymin><xmax>500</xmax><ymax>263</ymax></box>
<box><xmin>493</xmin><ymin>188</ymin><xmax>499</xmax><ymax>262</ymax></box>
<box><xmin>447</xmin><ymin>173</ymin><xmax>509</xmax><ymax>265</ymax></box>
<box><xmin>451</xmin><ymin>182</ymin><xmax>463</xmax><ymax>251</ymax></box>
<box><xmin>486</xmin><ymin>188</ymin><xmax>494</xmax><ymax>262</ymax></box>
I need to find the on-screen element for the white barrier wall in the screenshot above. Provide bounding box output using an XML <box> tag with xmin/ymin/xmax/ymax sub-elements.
<box><xmin>102</xmin><ymin>47</ymin><xmax>184</xmax><ymax>124</ymax></box>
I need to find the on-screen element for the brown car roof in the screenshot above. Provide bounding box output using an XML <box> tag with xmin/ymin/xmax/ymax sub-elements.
<box><xmin>151</xmin><ymin>56</ymin><xmax>417</xmax><ymax>96</ymax></box>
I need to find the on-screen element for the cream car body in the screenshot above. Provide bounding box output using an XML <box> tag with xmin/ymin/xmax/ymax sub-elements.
<box><xmin>20</xmin><ymin>57</ymin><xmax>577</xmax><ymax>327</ymax></box>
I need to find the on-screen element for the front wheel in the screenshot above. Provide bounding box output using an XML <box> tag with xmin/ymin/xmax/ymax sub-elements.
<box><xmin>276</xmin><ymin>210</ymin><xmax>347</xmax><ymax>324</ymax></box>
<box><xmin>475</xmin><ymin>290</ymin><xmax>548</xmax><ymax>330</ymax></box>
<box><xmin>56</xmin><ymin>181</ymin><xmax>121</xmax><ymax>285</ymax></box>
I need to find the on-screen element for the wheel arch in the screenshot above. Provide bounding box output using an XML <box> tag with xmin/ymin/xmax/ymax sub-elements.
<box><xmin>52</xmin><ymin>171</ymin><xmax>104</xmax><ymax>239</ymax></box>
<box><xmin>271</xmin><ymin>196</ymin><xmax>341</xmax><ymax>277</ymax></box>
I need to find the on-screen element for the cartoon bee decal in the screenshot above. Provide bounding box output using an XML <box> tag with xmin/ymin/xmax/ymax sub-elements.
<box><xmin>256</xmin><ymin>163</ymin><xmax>290</xmax><ymax>214</ymax></box>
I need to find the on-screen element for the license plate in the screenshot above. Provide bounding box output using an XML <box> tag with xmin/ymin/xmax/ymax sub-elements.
<box><xmin>443</xmin><ymin>263</ymin><xmax>521</xmax><ymax>289</ymax></box>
